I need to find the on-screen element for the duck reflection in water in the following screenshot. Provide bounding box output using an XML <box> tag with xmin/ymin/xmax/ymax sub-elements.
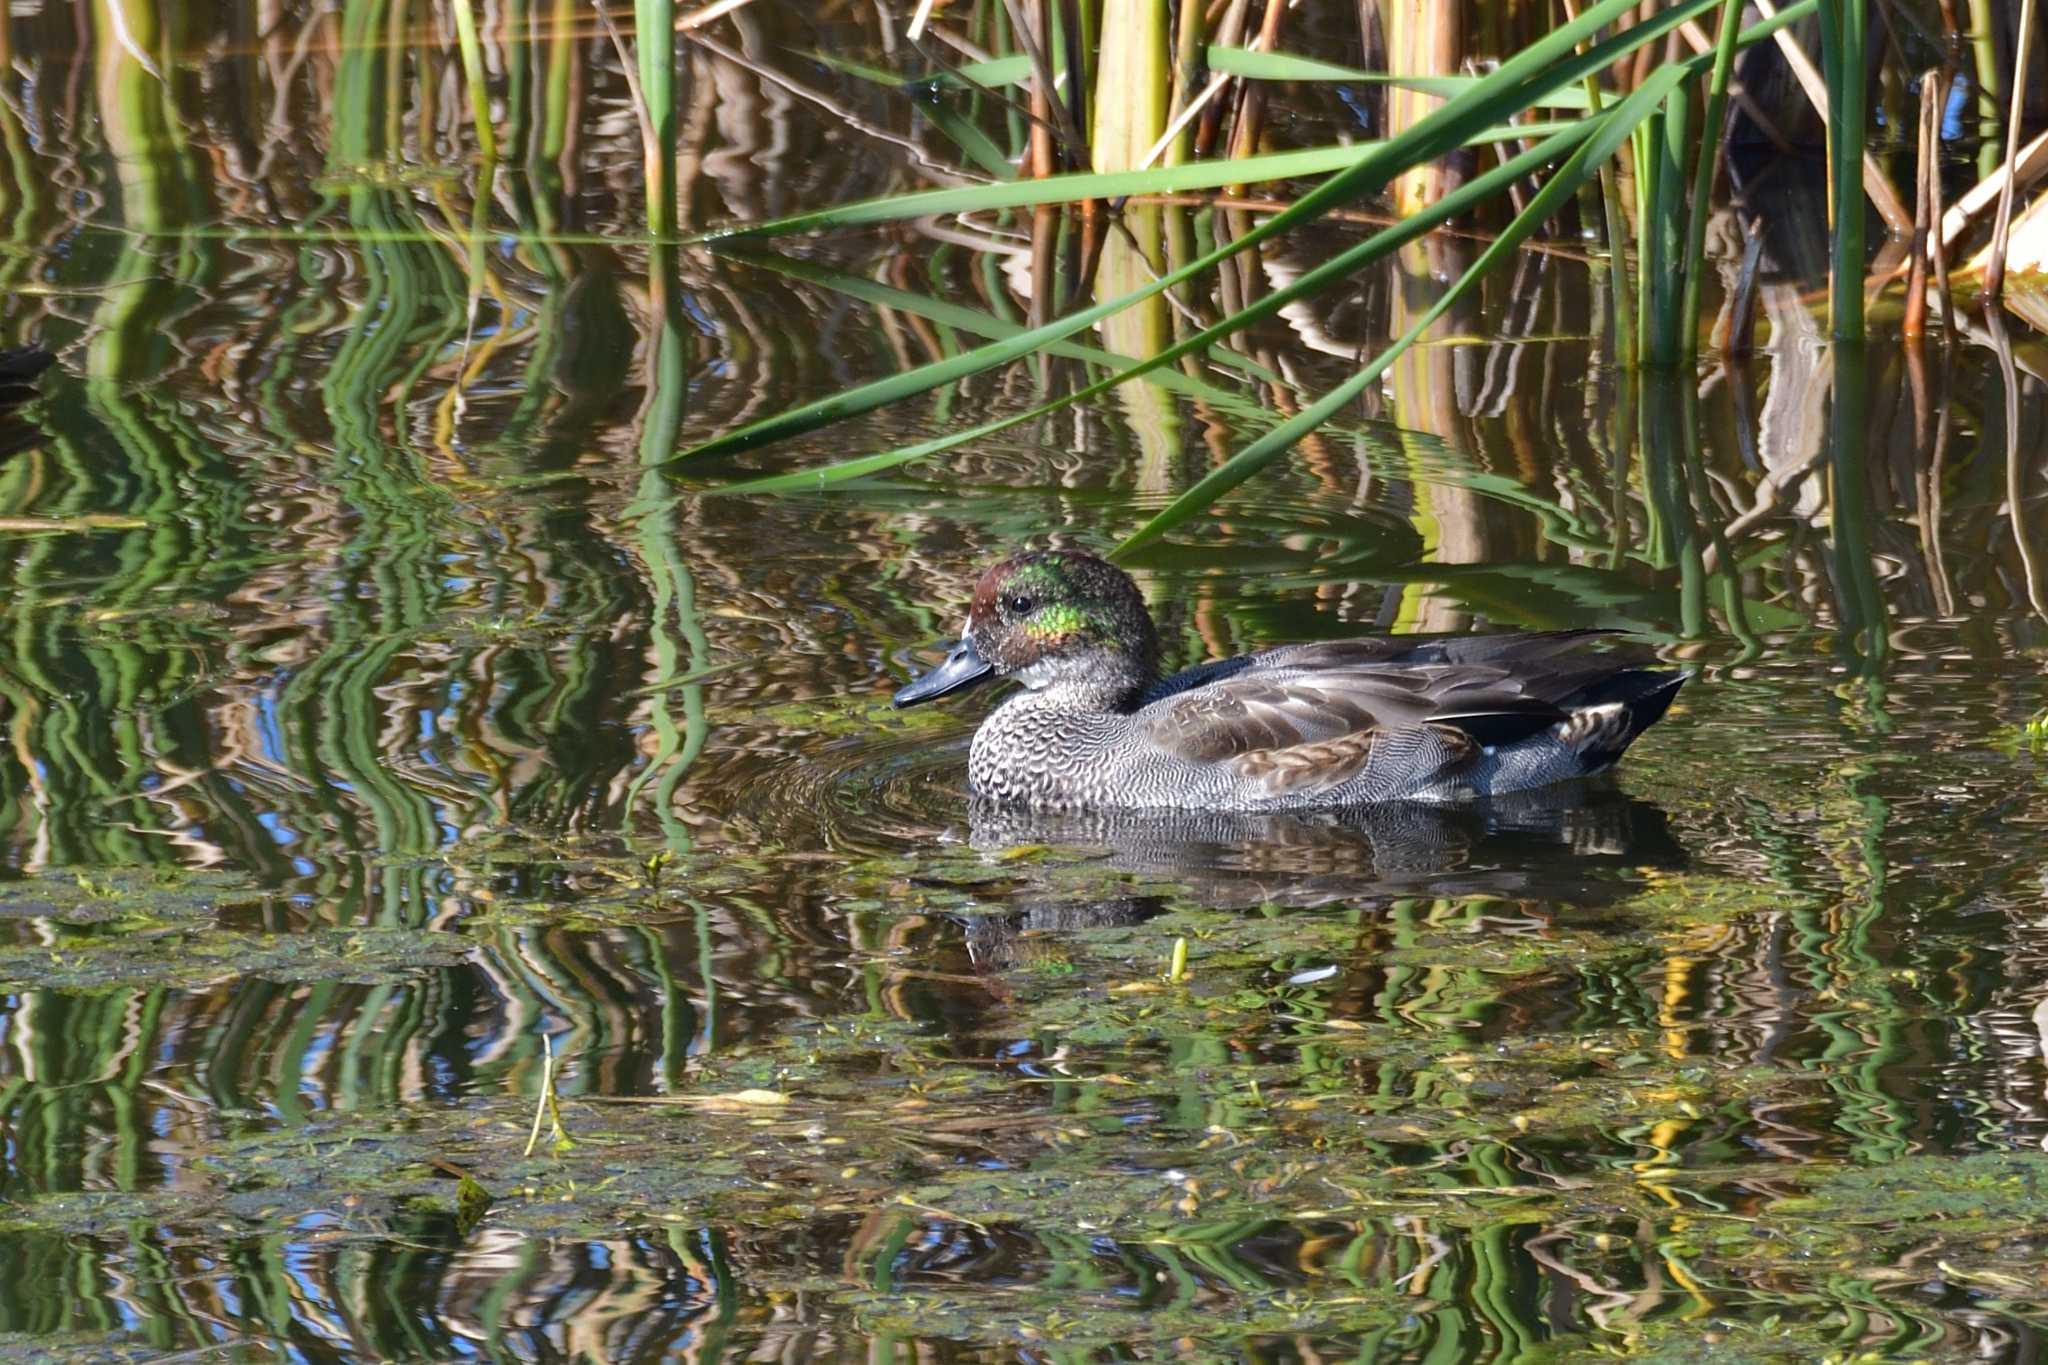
<box><xmin>960</xmin><ymin>778</ymin><xmax>1684</xmax><ymax>915</ymax></box>
<box><xmin>952</xmin><ymin>784</ymin><xmax>1685</xmax><ymax>973</ymax></box>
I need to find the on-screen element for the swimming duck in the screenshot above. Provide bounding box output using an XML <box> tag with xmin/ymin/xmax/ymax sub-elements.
<box><xmin>893</xmin><ymin>550</ymin><xmax>1686</xmax><ymax>811</ymax></box>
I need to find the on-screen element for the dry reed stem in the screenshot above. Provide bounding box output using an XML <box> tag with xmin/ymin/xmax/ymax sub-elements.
<box><xmin>1000</xmin><ymin>0</ymin><xmax>1080</xmax><ymax>169</ymax></box>
<box><xmin>102</xmin><ymin>0</ymin><xmax>167</xmax><ymax>82</ymax></box>
<box><xmin>1987</xmin><ymin>310</ymin><xmax>2046</xmax><ymax>619</ymax></box>
<box><xmin>1194</xmin><ymin>0</ymin><xmax>1251</xmax><ymax>157</ymax></box>
<box><xmin>1939</xmin><ymin>128</ymin><xmax>2048</xmax><ymax>250</ymax></box>
<box><xmin>1903</xmin><ymin>72</ymin><xmax>1937</xmax><ymax>338</ymax></box>
<box><xmin>678</xmin><ymin>0</ymin><xmax>761</xmax><ymax>30</ymax></box>
<box><xmin>925</xmin><ymin>24</ymin><xmax>994</xmax><ymax>62</ymax></box>
<box><xmin>1225</xmin><ymin>0</ymin><xmax>1290</xmax><ymax>170</ymax></box>
<box><xmin>1140</xmin><ymin>50</ymin><xmax>1247</xmax><ymax>171</ymax></box>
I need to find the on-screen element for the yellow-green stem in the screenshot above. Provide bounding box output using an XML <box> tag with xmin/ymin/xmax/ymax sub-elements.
<box><xmin>1678</xmin><ymin>0</ymin><xmax>1743</xmax><ymax>358</ymax></box>
<box><xmin>450</xmin><ymin>0</ymin><xmax>499</xmax><ymax>161</ymax></box>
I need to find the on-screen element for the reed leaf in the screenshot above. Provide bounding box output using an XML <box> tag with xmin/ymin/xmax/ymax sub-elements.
<box><xmin>1114</xmin><ymin>62</ymin><xmax>1693</xmax><ymax>555</ymax></box>
<box><xmin>691</xmin><ymin>123</ymin><xmax>1583</xmax><ymax>242</ymax></box>
<box><xmin>1816</xmin><ymin>0</ymin><xmax>1867</xmax><ymax>339</ymax></box>
<box><xmin>922</xmin><ymin>103</ymin><xmax>1023</xmax><ymax>179</ymax></box>
<box><xmin>1203</xmin><ymin>45</ymin><xmax>1591</xmax><ymax>108</ymax></box>
<box><xmin>1678</xmin><ymin>0</ymin><xmax>1744</xmax><ymax>358</ymax></box>
<box><xmin>911</xmin><ymin>54</ymin><xmax>1035</xmax><ymax>88</ymax></box>
<box><xmin>450</xmin><ymin>0</ymin><xmax>498</xmax><ymax>161</ymax></box>
<box><xmin>707</xmin><ymin>123</ymin><xmax>1600</xmax><ymax>493</ymax></box>
<box><xmin>683</xmin><ymin>0</ymin><xmax>1737</xmax><ymax>464</ymax></box>
<box><xmin>707</xmin><ymin>0</ymin><xmax>1816</xmax><ymax>484</ymax></box>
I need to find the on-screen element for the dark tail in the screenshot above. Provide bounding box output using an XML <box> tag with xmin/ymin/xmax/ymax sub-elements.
<box><xmin>1563</xmin><ymin>669</ymin><xmax>1689</xmax><ymax>768</ymax></box>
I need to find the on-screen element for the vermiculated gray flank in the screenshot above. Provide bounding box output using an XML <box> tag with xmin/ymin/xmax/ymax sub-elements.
<box><xmin>893</xmin><ymin>550</ymin><xmax>1687</xmax><ymax>812</ymax></box>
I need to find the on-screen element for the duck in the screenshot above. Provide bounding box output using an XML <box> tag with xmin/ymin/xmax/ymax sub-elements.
<box><xmin>892</xmin><ymin>549</ymin><xmax>1687</xmax><ymax>811</ymax></box>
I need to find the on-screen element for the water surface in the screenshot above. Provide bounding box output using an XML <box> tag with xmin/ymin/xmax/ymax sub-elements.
<box><xmin>0</xmin><ymin>5</ymin><xmax>2045</xmax><ymax>1362</ymax></box>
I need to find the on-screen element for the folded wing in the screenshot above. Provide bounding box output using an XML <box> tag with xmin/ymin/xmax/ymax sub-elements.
<box><xmin>1139</xmin><ymin>631</ymin><xmax>1679</xmax><ymax>802</ymax></box>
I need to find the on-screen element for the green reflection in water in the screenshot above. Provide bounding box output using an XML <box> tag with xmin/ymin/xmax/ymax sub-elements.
<box><xmin>0</xmin><ymin>5</ymin><xmax>2041</xmax><ymax>1362</ymax></box>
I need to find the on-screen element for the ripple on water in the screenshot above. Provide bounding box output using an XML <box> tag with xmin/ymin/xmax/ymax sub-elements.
<box><xmin>718</xmin><ymin>696</ymin><xmax>1688</xmax><ymax>910</ymax></box>
<box><xmin>720</xmin><ymin>721</ymin><xmax>976</xmax><ymax>857</ymax></box>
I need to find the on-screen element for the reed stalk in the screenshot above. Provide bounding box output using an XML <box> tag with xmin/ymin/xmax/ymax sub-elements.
<box><xmin>1980</xmin><ymin>0</ymin><xmax>2038</xmax><ymax>303</ymax></box>
<box><xmin>1677</xmin><ymin>0</ymin><xmax>1742</xmax><ymax>360</ymax></box>
<box><xmin>534</xmin><ymin>0</ymin><xmax>579</xmax><ymax>181</ymax></box>
<box><xmin>1382</xmin><ymin>0</ymin><xmax>1463</xmax><ymax>214</ymax></box>
<box><xmin>1641</xmin><ymin>91</ymin><xmax>1690</xmax><ymax>366</ymax></box>
<box><xmin>1815</xmin><ymin>0</ymin><xmax>1867</xmax><ymax>340</ymax></box>
<box><xmin>1091</xmin><ymin>0</ymin><xmax>1175</xmax><ymax>483</ymax></box>
<box><xmin>1562</xmin><ymin>0</ymin><xmax>1636</xmax><ymax>370</ymax></box>
<box><xmin>451</xmin><ymin>0</ymin><xmax>499</xmax><ymax>161</ymax></box>
<box><xmin>1161</xmin><ymin>0</ymin><xmax>1203</xmax><ymax>168</ymax></box>
<box><xmin>1964</xmin><ymin>0</ymin><xmax>2003</xmax><ymax>179</ymax></box>
<box><xmin>1091</xmin><ymin>0</ymin><xmax>1168</xmax><ymax>173</ymax></box>
<box><xmin>637</xmin><ymin>0</ymin><xmax>678</xmax><ymax>236</ymax></box>
<box><xmin>1903</xmin><ymin>71</ymin><xmax>1938</xmax><ymax>338</ymax></box>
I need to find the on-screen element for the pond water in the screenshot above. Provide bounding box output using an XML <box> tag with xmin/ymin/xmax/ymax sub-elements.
<box><xmin>0</xmin><ymin>4</ymin><xmax>2046</xmax><ymax>1362</ymax></box>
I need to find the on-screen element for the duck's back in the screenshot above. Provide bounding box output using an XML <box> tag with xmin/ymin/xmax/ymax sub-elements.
<box><xmin>1110</xmin><ymin>630</ymin><xmax>1686</xmax><ymax>810</ymax></box>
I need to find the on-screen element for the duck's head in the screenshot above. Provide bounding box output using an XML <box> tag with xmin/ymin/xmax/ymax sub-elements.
<box><xmin>893</xmin><ymin>551</ymin><xmax>1159</xmax><ymax>711</ymax></box>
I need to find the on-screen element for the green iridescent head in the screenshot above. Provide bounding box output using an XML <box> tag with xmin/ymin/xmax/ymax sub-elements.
<box><xmin>963</xmin><ymin>551</ymin><xmax>1159</xmax><ymax>704</ymax></box>
<box><xmin>893</xmin><ymin>551</ymin><xmax>1161</xmax><ymax>712</ymax></box>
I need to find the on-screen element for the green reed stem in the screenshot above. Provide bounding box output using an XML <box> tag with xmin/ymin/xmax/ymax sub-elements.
<box><xmin>1632</xmin><ymin>118</ymin><xmax>1652</xmax><ymax>364</ymax></box>
<box><xmin>637</xmin><ymin>0</ymin><xmax>678</xmax><ymax>236</ymax></box>
<box><xmin>1642</xmin><ymin>89</ymin><xmax>1689</xmax><ymax>366</ymax></box>
<box><xmin>1964</xmin><ymin>0</ymin><xmax>2002</xmax><ymax>179</ymax></box>
<box><xmin>690</xmin><ymin>0</ymin><xmax>1778</xmax><ymax>464</ymax></box>
<box><xmin>1115</xmin><ymin>64</ymin><xmax>1691</xmax><ymax>555</ymax></box>
<box><xmin>1574</xmin><ymin>50</ymin><xmax>1635</xmax><ymax>370</ymax></box>
<box><xmin>451</xmin><ymin>0</ymin><xmax>499</xmax><ymax>161</ymax></box>
<box><xmin>538</xmin><ymin>0</ymin><xmax>578</xmax><ymax>170</ymax></box>
<box><xmin>1678</xmin><ymin>0</ymin><xmax>1743</xmax><ymax>360</ymax></box>
<box><xmin>1816</xmin><ymin>0</ymin><xmax>1866</xmax><ymax>339</ymax></box>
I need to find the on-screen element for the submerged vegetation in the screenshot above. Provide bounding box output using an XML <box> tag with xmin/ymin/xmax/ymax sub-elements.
<box><xmin>0</xmin><ymin>0</ymin><xmax>2042</xmax><ymax>1360</ymax></box>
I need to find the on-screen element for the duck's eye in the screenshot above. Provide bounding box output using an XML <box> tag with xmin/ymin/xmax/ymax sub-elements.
<box><xmin>1003</xmin><ymin>593</ymin><xmax>1035</xmax><ymax>615</ymax></box>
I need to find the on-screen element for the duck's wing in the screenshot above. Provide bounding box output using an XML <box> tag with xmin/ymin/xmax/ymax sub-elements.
<box><xmin>1138</xmin><ymin>633</ymin><xmax>1673</xmax><ymax>801</ymax></box>
<box><xmin>1141</xmin><ymin>661</ymin><xmax>1565</xmax><ymax>758</ymax></box>
<box><xmin>1240</xmin><ymin>629</ymin><xmax>1619</xmax><ymax>673</ymax></box>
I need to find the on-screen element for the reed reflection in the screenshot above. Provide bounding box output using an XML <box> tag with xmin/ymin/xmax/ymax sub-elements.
<box><xmin>0</xmin><ymin>2</ymin><xmax>2041</xmax><ymax>1359</ymax></box>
